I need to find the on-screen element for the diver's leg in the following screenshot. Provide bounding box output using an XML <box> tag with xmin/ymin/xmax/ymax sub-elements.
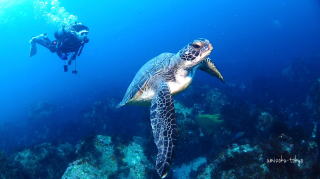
<box><xmin>29</xmin><ymin>34</ymin><xmax>52</xmax><ymax>56</ymax></box>
<box><xmin>57</xmin><ymin>51</ymin><xmax>69</xmax><ymax>72</ymax></box>
<box><xmin>67</xmin><ymin>59</ymin><xmax>72</xmax><ymax>66</ymax></box>
<box><xmin>68</xmin><ymin>52</ymin><xmax>77</xmax><ymax>65</ymax></box>
<box><xmin>63</xmin><ymin>60</ymin><xmax>69</xmax><ymax>72</ymax></box>
<box><xmin>64</xmin><ymin>64</ymin><xmax>68</xmax><ymax>72</ymax></box>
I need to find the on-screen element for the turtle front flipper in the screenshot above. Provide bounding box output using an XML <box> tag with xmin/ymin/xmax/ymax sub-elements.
<box><xmin>150</xmin><ymin>80</ymin><xmax>177</xmax><ymax>178</ymax></box>
<box><xmin>199</xmin><ymin>57</ymin><xmax>224</xmax><ymax>82</ymax></box>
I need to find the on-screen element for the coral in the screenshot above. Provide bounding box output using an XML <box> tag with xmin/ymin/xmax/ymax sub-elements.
<box><xmin>197</xmin><ymin>163</ymin><xmax>215</xmax><ymax>179</ymax></box>
<box><xmin>173</xmin><ymin>157</ymin><xmax>207</xmax><ymax>178</ymax></box>
<box><xmin>120</xmin><ymin>137</ymin><xmax>151</xmax><ymax>179</ymax></box>
<box><xmin>94</xmin><ymin>135</ymin><xmax>118</xmax><ymax>174</ymax></box>
<box><xmin>0</xmin><ymin>151</ymin><xmax>26</xmax><ymax>178</ymax></box>
<box><xmin>62</xmin><ymin>159</ymin><xmax>101</xmax><ymax>179</ymax></box>
<box><xmin>2</xmin><ymin>57</ymin><xmax>320</xmax><ymax>178</ymax></box>
<box><xmin>225</xmin><ymin>144</ymin><xmax>256</xmax><ymax>157</ymax></box>
<box><xmin>13</xmin><ymin>143</ymin><xmax>75</xmax><ymax>178</ymax></box>
<box><xmin>62</xmin><ymin>135</ymin><xmax>118</xmax><ymax>179</ymax></box>
<box><xmin>62</xmin><ymin>135</ymin><xmax>153</xmax><ymax>178</ymax></box>
<box><xmin>174</xmin><ymin>101</ymin><xmax>197</xmax><ymax>140</ymax></box>
<box><xmin>197</xmin><ymin>144</ymin><xmax>268</xmax><ymax>178</ymax></box>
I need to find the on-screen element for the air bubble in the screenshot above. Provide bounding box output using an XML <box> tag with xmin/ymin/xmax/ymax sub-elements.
<box><xmin>34</xmin><ymin>0</ymin><xmax>78</xmax><ymax>26</ymax></box>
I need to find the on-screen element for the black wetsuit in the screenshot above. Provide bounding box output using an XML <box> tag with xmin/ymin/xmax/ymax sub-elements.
<box><xmin>54</xmin><ymin>25</ymin><xmax>88</xmax><ymax>60</ymax></box>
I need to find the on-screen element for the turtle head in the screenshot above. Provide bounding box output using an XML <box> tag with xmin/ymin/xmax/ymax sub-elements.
<box><xmin>179</xmin><ymin>38</ymin><xmax>213</xmax><ymax>68</ymax></box>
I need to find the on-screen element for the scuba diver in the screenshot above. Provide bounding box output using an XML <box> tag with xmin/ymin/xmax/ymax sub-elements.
<box><xmin>29</xmin><ymin>22</ymin><xmax>89</xmax><ymax>74</ymax></box>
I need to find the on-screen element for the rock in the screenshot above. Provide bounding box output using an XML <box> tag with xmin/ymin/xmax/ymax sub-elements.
<box><xmin>13</xmin><ymin>143</ymin><xmax>75</xmax><ymax>178</ymax></box>
<box><xmin>173</xmin><ymin>157</ymin><xmax>207</xmax><ymax>178</ymax></box>
<box><xmin>0</xmin><ymin>151</ymin><xmax>26</xmax><ymax>178</ymax></box>
<box><xmin>119</xmin><ymin>137</ymin><xmax>152</xmax><ymax>179</ymax></box>
<box><xmin>62</xmin><ymin>135</ymin><xmax>118</xmax><ymax>179</ymax></box>
<box><xmin>62</xmin><ymin>135</ymin><xmax>153</xmax><ymax>178</ymax></box>
<box><xmin>197</xmin><ymin>144</ymin><xmax>268</xmax><ymax>178</ymax></box>
<box><xmin>62</xmin><ymin>159</ymin><xmax>102</xmax><ymax>179</ymax></box>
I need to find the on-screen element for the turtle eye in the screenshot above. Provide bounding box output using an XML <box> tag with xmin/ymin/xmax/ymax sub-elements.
<box><xmin>191</xmin><ymin>43</ymin><xmax>201</xmax><ymax>49</ymax></box>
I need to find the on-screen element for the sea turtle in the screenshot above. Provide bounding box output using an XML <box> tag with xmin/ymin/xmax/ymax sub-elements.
<box><xmin>118</xmin><ymin>39</ymin><xmax>224</xmax><ymax>178</ymax></box>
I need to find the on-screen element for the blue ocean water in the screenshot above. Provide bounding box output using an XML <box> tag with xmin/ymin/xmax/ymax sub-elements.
<box><xmin>0</xmin><ymin>0</ymin><xmax>320</xmax><ymax>178</ymax></box>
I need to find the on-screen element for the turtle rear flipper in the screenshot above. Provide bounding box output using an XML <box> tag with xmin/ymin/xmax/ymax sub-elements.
<box><xmin>150</xmin><ymin>80</ymin><xmax>177</xmax><ymax>178</ymax></box>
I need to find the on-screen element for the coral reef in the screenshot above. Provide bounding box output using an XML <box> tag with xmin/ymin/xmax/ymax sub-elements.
<box><xmin>119</xmin><ymin>137</ymin><xmax>152</xmax><ymax>179</ymax></box>
<box><xmin>62</xmin><ymin>135</ymin><xmax>153</xmax><ymax>178</ymax></box>
<box><xmin>0</xmin><ymin>151</ymin><xmax>26</xmax><ymax>178</ymax></box>
<box><xmin>1</xmin><ymin>57</ymin><xmax>320</xmax><ymax>178</ymax></box>
<box><xmin>173</xmin><ymin>157</ymin><xmax>207</xmax><ymax>178</ymax></box>
<box><xmin>197</xmin><ymin>144</ymin><xmax>267</xmax><ymax>178</ymax></box>
<box><xmin>62</xmin><ymin>135</ymin><xmax>118</xmax><ymax>178</ymax></box>
<box><xmin>13</xmin><ymin>143</ymin><xmax>75</xmax><ymax>178</ymax></box>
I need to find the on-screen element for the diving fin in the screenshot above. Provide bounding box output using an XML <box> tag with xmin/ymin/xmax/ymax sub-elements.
<box><xmin>199</xmin><ymin>57</ymin><xmax>224</xmax><ymax>82</ymax></box>
<box><xmin>29</xmin><ymin>40</ymin><xmax>37</xmax><ymax>57</ymax></box>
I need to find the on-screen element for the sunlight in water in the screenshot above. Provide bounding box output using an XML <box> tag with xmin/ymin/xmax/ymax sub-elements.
<box><xmin>34</xmin><ymin>0</ymin><xmax>78</xmax><ymax>26</ymax></box>
<box><xmin>0</xmin><ymin>0</ymin><xmax>30</xmax><ymax>24</ymax></box>
<box><xmin>0</xmin><ymin>0</ymin><xmax>77</xmax><ymax>25</ymax></box>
